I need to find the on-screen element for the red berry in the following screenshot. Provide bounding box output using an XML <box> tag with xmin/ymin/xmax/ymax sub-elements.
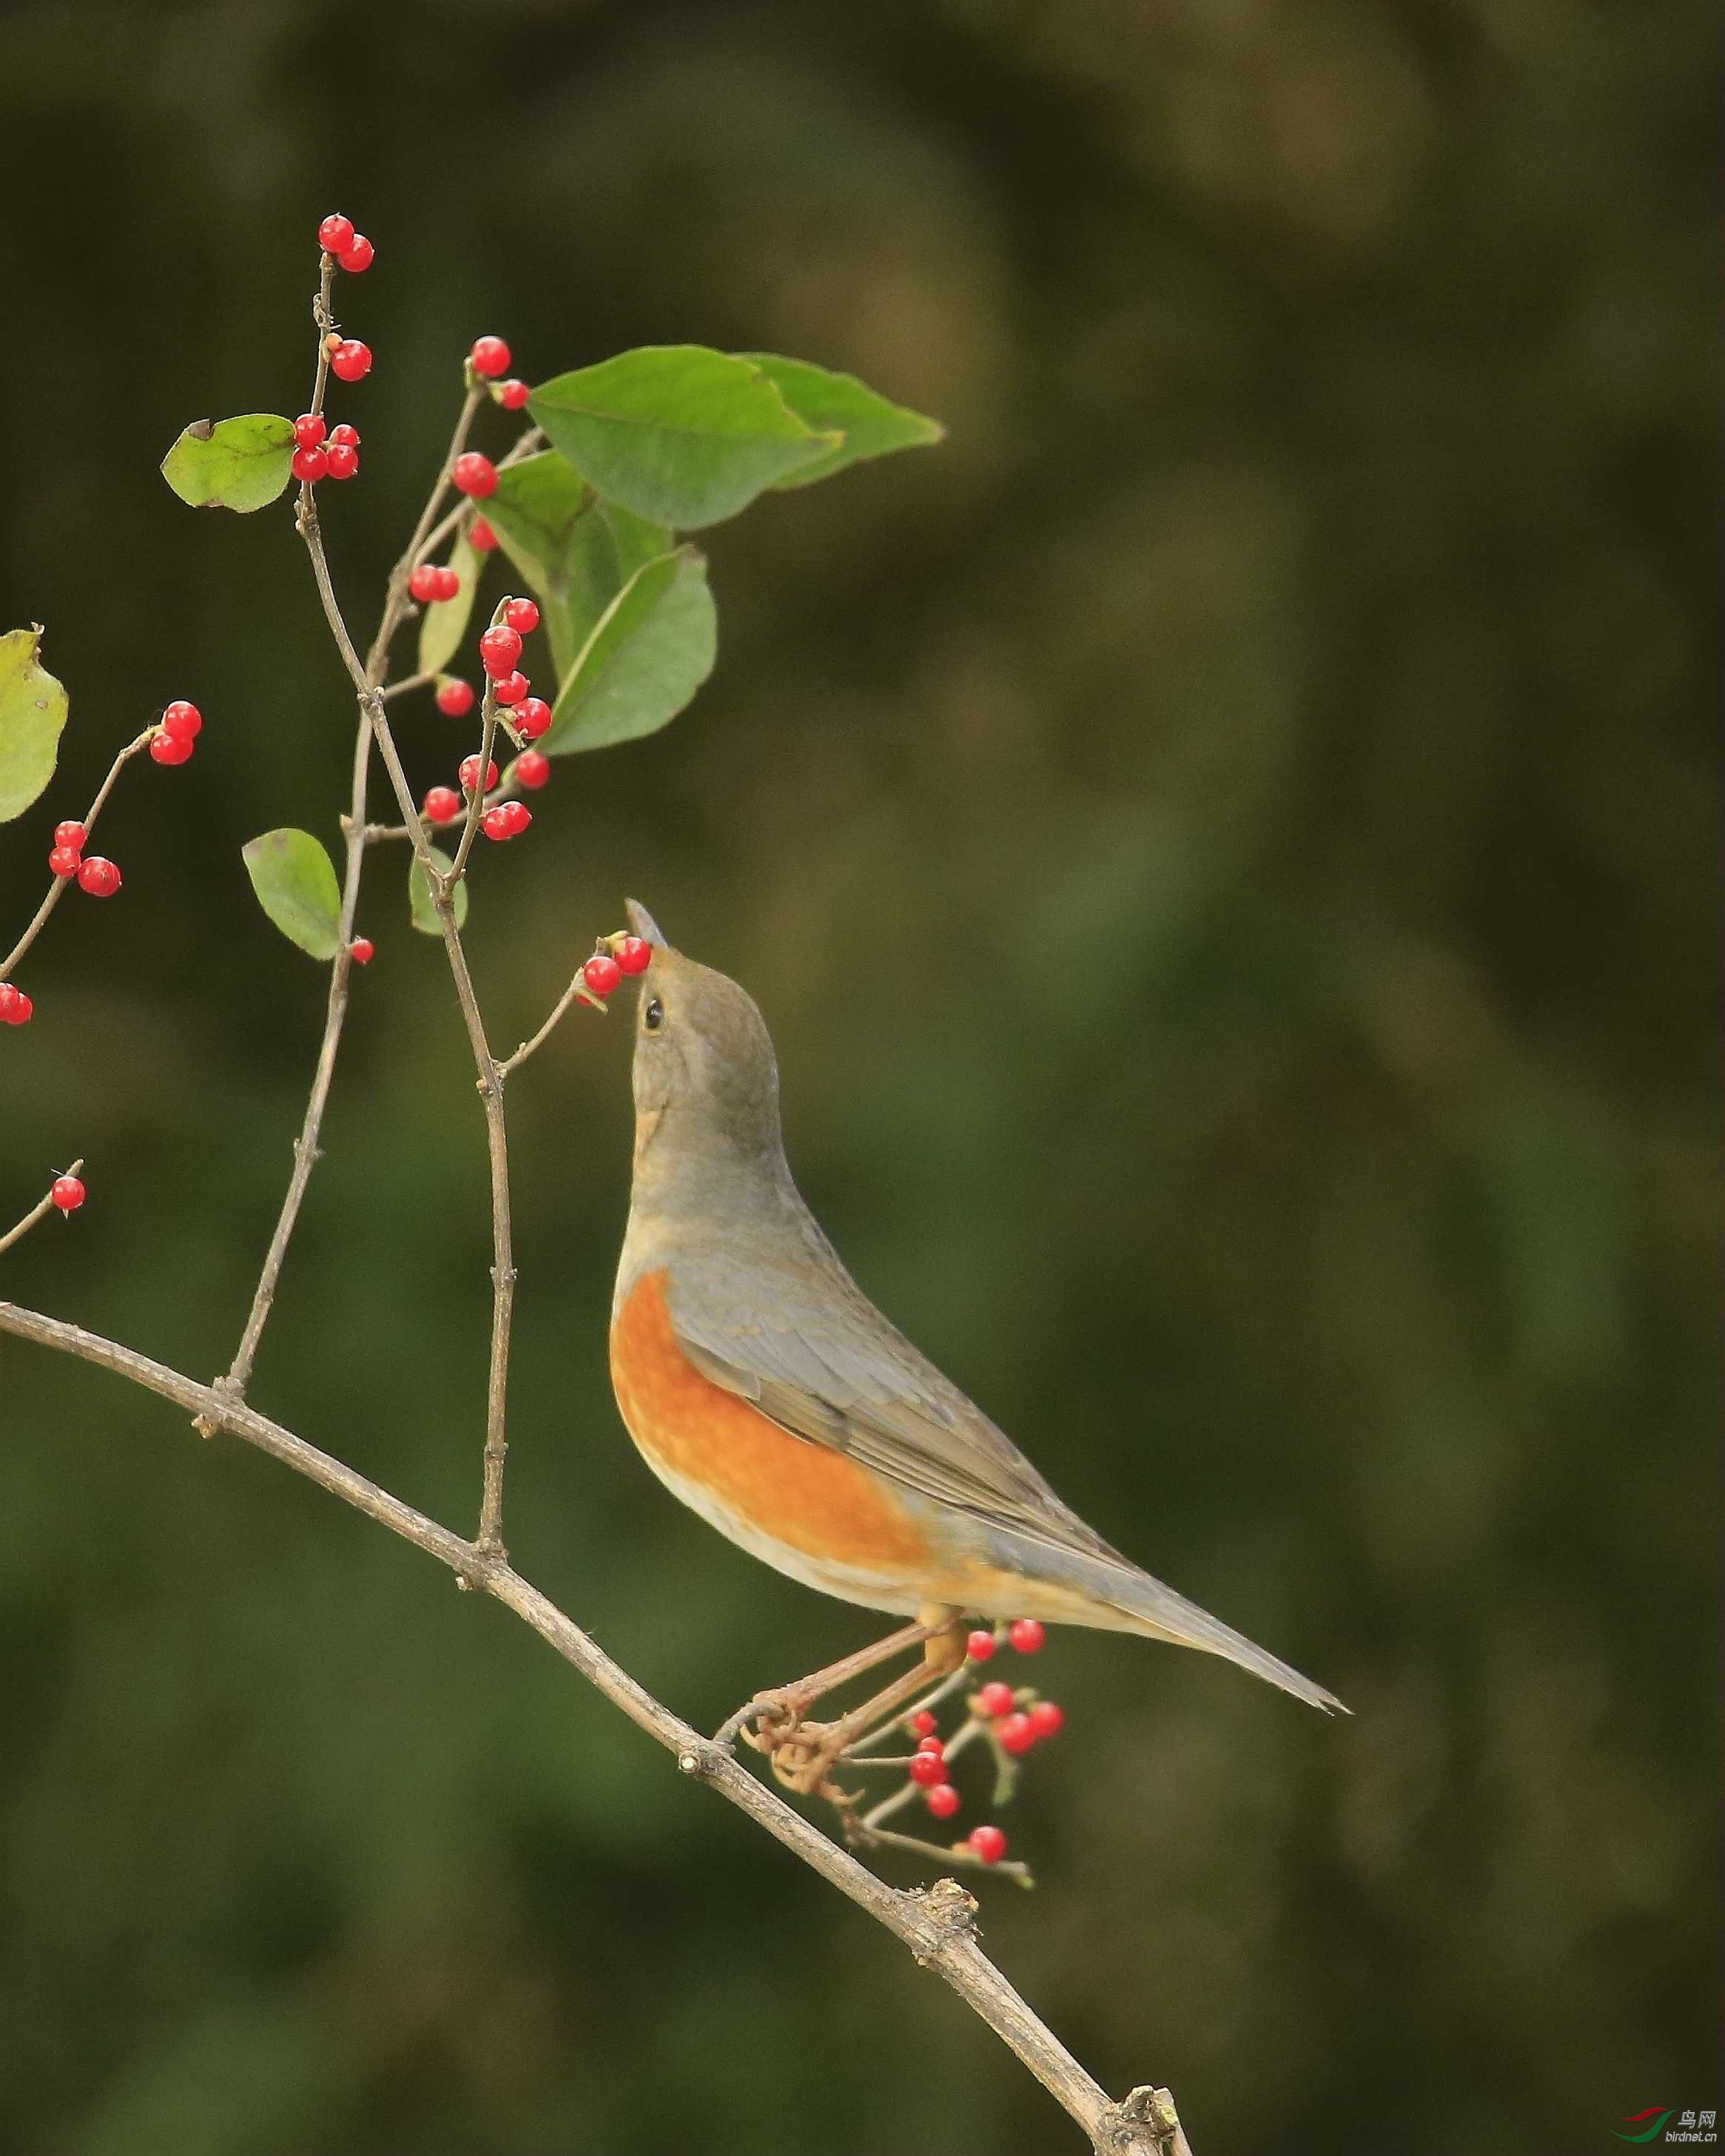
<box><xmin>349</xmin><ymin>937</ymin><xmax>375</xmax><ymax>965</ymax></box>
<box><xmin>497</xmin><ymin>378</ymin><xmax>531</xmax><ymax>411</ymax></box>
<box><xmin>50</xmin><ymin>1173</ymin><xmax>85</xmax><ymax>1213</ymax></box>
<box><xmin>909</xmin><ymin>1708</ymin><xmax>939</xmax><ymax>1739</ymax></box>
<box><xmin>514</xmin><ymin>749</ymin><xmax>551</xmax><ymax>789</ymax></box>
<box><xmin>1009</xmin><ymin>1618</ymin><xmax>1046</xmax><ymax>1655</ymax></box>
<box><xmin>458</xmin><ymin>755</ymin><xmax>500</xmax><ymax>795</ymax></box>
<box><xmin>328</xmin><ymin>423</ymin><xmax>360</xmax><ymax>448</ymax></box>
<box><xmin>1027</xmin><ymin>1700</ymin><xmax>1065</xmax><ymax>1739</ymax></box>
<box><xmin>323</xmin><ymin>443</ymin><xmax>359</xmax><ymax>480</ymax></box>
<box><xmin>478</xmin><ymin>624</ymin><xmax>522</xmax><ymax>676</ymax></box>
<box><xmin>317</xmin><ymin>212</ymin><xmax>355</xmax><ymax>254</ymax></box>
<box><xmin>423</xmin><ymin>786</ymin><xmax>462</xmax><ymax>826</ymax></box>
<box><xmin>54</xmin><ymin>821</ymin><xmax>87</xmax><ymax>851</ymax></box>
<box><xmin>909</xmin><ymin>1752</ymin><xmax>946</xmax><ymax>1788</ymax></box>
<box><xmin>493</xmin><ymin>670</ymin><xmax>528</xmax><ymax>707</ymax></box>
<box><xmin>335</xmin><ymin>233</ymin><xmax>374</xmax><ymax>273</ymax></box>
<box><xmin>47</xmin><ymin>845</ymin><xmax>80</xmax><ymax>877</ymax></box>
<box><xmin>76</xmin><ymin>857</ymin><xmax>121</xmax><ymax>898</ymax></box>
<box><xmin>432</xmin><ymin>565</ymin><xmax>460</xmax><ymax>602</ymax></box>
<box><xmin>975</xmin><ymin>1681</ymin><xmax>1015</xmax><ymax>1719</ymax></box>
<box><xmin>995</xmin><ymin>1713</ymin><xmax>1037</xmax><ymax>1757</ymax></box>
<box><xmin>501</xmin><ymin>800</ymin><xmax>531</xmax><ymax>835</ymax></box>
<box><xmin>161</xmin><ymin>700</ymin><xmax>202</xmax><ymax>741</ymax></box>
<box><xmin>470</xmin><ymin>335</ymin><xmax>511</xmax><ymax>378</ymax></box>
<box><xmin>452</xmin><ymin>451</ymin><xmax>497</xmax><ymax>499</ymax></box>
<box><xmin>409</xmin><ymin>565</ymin><xmax>440</xmax><ymax>603</ymax></box>
<box><xmin>502</xmin><ymin>596</ymin><xmax>539</xmax><ymax>634</ymax></box>
<box><xmin>513</xmin><ymin>696</ymin><xmax>552</xmax><ymax>741</ymax></box>
<box><xmin>614</xmin><ymin>935</ymin><xmax>652</xmax><ymax>975</ymax></box>
<box><xmin>468</xmin><ymin>515</ymin><xmax>498</xmax><ymax>552</ymax></box>
<box><xmin>293</xmin><ymin>413</ymin><xmax>326</xmax><ymax>451</ymax></box>
<box><xmin>329</xmin><ymin>340</ymin><xmax>371</xmax><ymax>383</ymax></box>
<box><xmin>966</xmin><ymin>1628</ymin><xmax>997</xmax><ymax>1662</ymax></box>
<box><xmin>482</xmin><ymin>803</ymin><xmax>531</xmax><ymax>843</ymax></box>
<box><xmin>435</xmin><ymin>677</ymin><xmax>475</xmax><ymax>718</ymax></box>
<box><xmin>915</xmin><ymin>1734</ymin><xmax>945</xmax><ymax>1757</ymax></box>
<box><xmin>291</xmin><ymin>444</ymin><xmax>327</xmax><ymax>483</ymax></box>
<box><xmin>966</xmin><ymin>1825</ymin><xmax>1008</xmax><ymax>1865</ymax></box>
<box><xmin>149</xmin><ymin>733</ymin><xmax>193</xmax><ymax>766</ymax></box>
<box><xmin>925</xmin><ymin>1782</ymin><xmax>962</xmax><ymax>1820</ymax></box>
<box><xmin>0</xmin><ymin>983</ymin><xmax>33</xmax><ymax>1025</ymax></box>
<box><xmin>583</xmin><ymin>954</ymin><xmax>622</xmax><ymax>997</ymax></box>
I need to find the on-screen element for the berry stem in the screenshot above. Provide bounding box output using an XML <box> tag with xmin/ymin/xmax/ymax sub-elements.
<box><xmin>1</xmin><ymin>727</ymin><xmax>156</xmax><ymax>985</ymax></box>
<box><xmin>0</xmin><ymin>1158</ymin><xmax>85</xmax><ymax>1259</ymax></box>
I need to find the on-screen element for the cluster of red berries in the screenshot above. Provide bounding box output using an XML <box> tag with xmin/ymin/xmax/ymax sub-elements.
<box><xmin>47</xmin><ymin>821</ymin><xmax>122</xmax><ymax>898</ymax></box>
<box><xmin>580</xmin><ymin>937</ymin><xmax>653</xmax><ymax>1003</ymax></box>
<box><xmin>50</xmin><ymin>1173</ymin><xmax>86</xmax><ymax>1213</ymax></box>
<box><xmin>895</xmin><ymin>1619</ymin><xmax>1065</xmax><ymax>1866</ymax></box>
<box><xmin>148</xmin><ymin>699</ymin><xmax>204</xmax><ymax>769</ymax></box>
<box><xmin>0</xmin><ymin>983</ymin><xmax>33</xmax><ymax>1025</ymax></box>
<box><xmin>317</xmin><ymin>212</ymin><xmax>374</xmax><ymax>275</ymax></box>
<box><xmin>292</xmin><ymin>414</ymin><xmax>360</xmax><ymax>485</ymax></box>
<box><xmin>469</xmin><ymin>336</ymin><xmax>530</xmax><ymax>412</ymax></box>
<box><xmin>408</xmin><ymin>562</ymin><xmax>460</xmax><ymax>605</ymax></box>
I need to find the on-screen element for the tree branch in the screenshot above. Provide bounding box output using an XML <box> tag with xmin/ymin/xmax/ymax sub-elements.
<box><xmin>0</xmin><ymin>1295</ymin><xmax>1178</xmax><ymax>2156</ymax></box>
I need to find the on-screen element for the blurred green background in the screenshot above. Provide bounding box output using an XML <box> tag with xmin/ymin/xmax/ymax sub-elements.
<box><xmin>1</xmin><ymin>2</ymin><xmax>1717</xmax><ymax>2152</ymax></box>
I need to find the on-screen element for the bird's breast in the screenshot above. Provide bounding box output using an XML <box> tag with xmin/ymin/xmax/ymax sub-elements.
<box><xmin>609</xmin><ymin>1268</ymin><xmax>935</xmax><ymax>1580</ymax></box>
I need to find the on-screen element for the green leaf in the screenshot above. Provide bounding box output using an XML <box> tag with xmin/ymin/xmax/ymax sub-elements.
<box><xmin>408</xmin><ymin>846</ymin><xmax>468</xmax><ymax>935</ymax></box>
<box><xmin>416</xmin><ymin>532</ymin><xmax>485</xmax><ymax>678</ymax></box>
<box><xmin>0</xmin><ymin>625</ymin><xmax>69</xmax><ymax>823</ymax></box>
<box><xmin>528</xmin><ymin>348</ymin><xmax>837</xmax><ymax>528</ymax></box>
<box><xmin>546</xmin><ymin>548</ymin><xmax>716</xmax><ymax>755</ymax></box>
<box><xmin>241</xmin><ymin>829</ymin><xmax>341</xmax><ymax>960</ymax></box>
<box><xmin>742</xmin><ymin>355</ymin><xmax>944</xmax><ymax>488</ymax></box>
<box><xmin>161</xmin><ymin>414</ymin><xmax>296</xmax><ymax>513</ymax></box>
<box><xmin>485</xmin><ymin>454</ymin><xmax>670</xmax><ymax>686</ymax></box>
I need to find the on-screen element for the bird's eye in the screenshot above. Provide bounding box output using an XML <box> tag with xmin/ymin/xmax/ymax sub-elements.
<box><xmin>644</xmin><ymin>997</ymin><xmax>664</xmax><ymax>1031</ymax></box>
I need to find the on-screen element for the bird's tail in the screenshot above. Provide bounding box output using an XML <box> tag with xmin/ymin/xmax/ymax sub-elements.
<box><xmin>1098</xmin><ymin>1561</ymin><xmax>1348</xmax><ymax>1714</ymax></box>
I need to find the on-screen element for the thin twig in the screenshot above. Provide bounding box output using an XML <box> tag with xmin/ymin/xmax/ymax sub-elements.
<box><xmin>1</xmin><ymin>732</ymin><xmax>155</xmax><ymax>983</ymax></box>
<box><xmin>500</xmin><ymin>968</ymin><xmax>607</xmax><ymax>1074</ymax></box>
<box><xmin>0</xmin><ymin>1296</ymin><xmax>1175</xmax><ymax>2156</ymax></box>
<box><xmin>446</xmin><ymin>683</ymin><xmax>500</xmax><ymax>887</ymax></box>
<box><xmin>381</xmin><ymin>670</ymin><xmax>433</xmax><ymax>702</ymax></box>
<box><xmin>295</xmin><ymin>486</ymin><xmax>517</xmax><ymax>1557</ymax></box>
<box><xmin>0</xmin><ymin>1161</ymin><xmax>84</xmax><ymax>1259</ymax></box>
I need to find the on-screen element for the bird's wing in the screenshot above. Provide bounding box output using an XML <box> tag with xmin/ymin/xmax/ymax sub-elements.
<box><xmin>665</xmin><ymin>1267</ymin><xmax>1124</xmax><ymax>1567</ymax></box>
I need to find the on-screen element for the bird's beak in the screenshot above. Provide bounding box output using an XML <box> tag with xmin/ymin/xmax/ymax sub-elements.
<box><xmin>625</xmin><ymin>897</ymin><xmax>670</xmax><ymax>951</ymax></box>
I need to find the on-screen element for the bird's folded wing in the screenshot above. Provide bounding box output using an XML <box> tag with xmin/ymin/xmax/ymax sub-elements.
<box><xmin>666</xmin><ymin>1283</ymin><xmax>1124</xmax><ymax>1568</ymax></box>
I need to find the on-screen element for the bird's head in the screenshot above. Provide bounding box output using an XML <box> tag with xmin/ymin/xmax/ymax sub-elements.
<box><xmin>622</xmin><ymin>899</ymin><xmax>784</xmax><ymax>1173</ymax></box>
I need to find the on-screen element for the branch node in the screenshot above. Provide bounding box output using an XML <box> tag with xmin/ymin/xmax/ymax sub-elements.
<box><xmin>918</xmin><ymin>1876</ymin><xmax>980</xmax><ymax>1938</ymax></box>
<box><xmin>676</xmin><ymin>1744</ymin><xmax>726</xmax><ymax>1780</ymax></box>
<box><xmin>1103</xmin><ymin>2086</ymin><xmax>1189</xmax><ymax>2156</ymax></box>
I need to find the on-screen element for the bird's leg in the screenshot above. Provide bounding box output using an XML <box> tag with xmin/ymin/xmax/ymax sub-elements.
<box><xmin>767</xmin><ymin>1609</ymin><xmax>967</xmax><ymax>1794</ymax></box>
<box><xmin>716</xmin><ymin>1605</ymin><xmax>963</xmax><ymax>1765</ymax></box>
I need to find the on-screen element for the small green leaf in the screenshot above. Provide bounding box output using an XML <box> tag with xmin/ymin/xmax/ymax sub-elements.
<box><xmin>416</xmin><ymin>533</ymin><xmax>485</xmax><ymax>678</ymax></box>
<box><xmin>988</xmin><ymin>1736</ymin><xmax>1021</xmax><ymax>1811</ymax></box>
<box><xmin>242</xmin><ymin>829</ymin><xmax>341</xmax><ymax>960</ymax></box>
<box><xmin>546</xmin><ymin>548</ymin><xmax>716</xmax><ymax>755</ymax></box>
<box><xmin>408</xmin><ymin>846</ymin><xmax>468</xmax><ymax>935</ymax></box>
<box><xmin>0</xmin><ymin>625</ymin><xmax>69</xmax><ymax>823</ymax></box>
<box><xmin>161</xmin><ymin>414</ymin><xmax>297</xmax><ymax>513</ymax></box>
<box><xmin>528</xmin><ymin>348</ymin><xmax>837</xmax><ymax>528</ymax></box>
<box><xmin>742</xmin><ymin>356</ymin><xmax>944</xmax><ymax>488</ymax></box>
<box><xmin>485</xmin><ymin>454</ymin><xmax>670</xmax><ymax>687</ymax></box>
<box><xmin>483</xmin><ymin>453</ymin><xmax>589</xmax><ymax>593</ymax></box>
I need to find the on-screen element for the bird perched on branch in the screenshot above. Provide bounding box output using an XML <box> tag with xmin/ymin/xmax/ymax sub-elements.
<box><xmin>608</xmin><ymin>900</ymin><xmax>1344</xmax><ymax>1784</ymax></box>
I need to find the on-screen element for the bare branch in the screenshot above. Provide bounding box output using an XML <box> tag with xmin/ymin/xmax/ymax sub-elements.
<box><xmin>0</xmin><ymin>1295</ymin><xmax>1177</xmax><ymax>2156</ymax></box>
<box><xmin>500</xmin><ymin>966</ymin><xmax>607</xmax><ymax>1075</ymax></box>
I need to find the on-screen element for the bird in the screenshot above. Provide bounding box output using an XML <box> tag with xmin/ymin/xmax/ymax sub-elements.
<box><xmin>608</xmin><ymin>900</ymin><xmax>1344</xmax><ymax>1780</ymax></box>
